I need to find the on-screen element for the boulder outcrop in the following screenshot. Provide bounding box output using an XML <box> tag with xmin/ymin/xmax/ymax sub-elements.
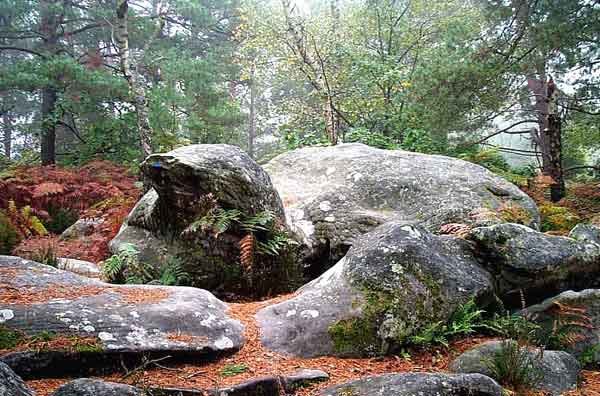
<box><xmin>471</xmin><ymin>223</ymin><xmax>600</xmax><ymax>306</ymax></box>
<box><xmin>257</xmin><ymin>222</ymin><xmax>494</xmax><ymax>357</ymax></box>
<box><xmin>110</xmin><ymin>144</ymin><xmax>300</xmax><ymax>297</ymax></box>
<box><xmin>265</xmin><ymin>143</ymin><xmax>539</xmax><ymax>273</ymax></box>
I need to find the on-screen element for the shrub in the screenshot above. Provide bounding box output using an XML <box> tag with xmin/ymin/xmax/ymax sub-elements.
<box><xmin>482</xmin><ymin>312</ymin><xmax>542</xmax><ymax>345</ymax></box>
<box><xmin>12</xmin><ymin>236</ymin><xmax>58</xmax><ymax>267</ymax></box>
<box><xmin>539</xmin><ymin>204</ymin><xmax>581</xmax><ymax>234</ymax></box>
<box><xmin>0</xmin><ymin>211</ymin><xmax>19</xmax><ymax>254</ymax></box>
<box><xmin>498</xmin><ymin>202</ymin><xmax>532</xmax><ymax>225</ymax></box>
<box><xmin>485</xmin><ymin>340</ymin><xmax>543</xmax><ymax>393</ymax></box>
<box><xmin>44</xmin><ymin>206</ymin><xmax>79</xmax><ymax>234</ymax></box>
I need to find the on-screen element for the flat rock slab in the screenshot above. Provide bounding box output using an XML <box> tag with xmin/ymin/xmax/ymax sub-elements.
<box><xmin>0</xmin><ymin>256</ymin><xmax>244</xmax><ymax>376</ymax></box>
<box><xmin>319</xmin><ymin>372</ymin><xmax>503</xmax><ymax>396</ymax></box>
<box><xmin>0</xmin><ymin>362</ymin><xmax>33</xmax><ymax>396</ymax></box>
<box><xmin>449</xmin><ymin>340</ymin><xmax>580</xmax><ymax>395</ymax></box>
<box><xmin>257</xmin><ymin>222</ymin><xmax>494</xmax><ymax>357</ymax></box>
<box><xmin>265</xmin><ymin>143</ymin><xmax>539</xmax><ymax>270</ymax></box>
<box><xmin>471</xmin><ymin>223</ymin><xmax>600</xmax><ymax>306</ymax></box>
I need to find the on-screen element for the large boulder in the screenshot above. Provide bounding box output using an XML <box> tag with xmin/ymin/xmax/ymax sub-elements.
<box><xmin>319</xmin><ymin>373</ymin><xmax>503</xmax><ymax>396</ymax></box>
<box><xmin>0</xmin><ymin>256</ymin><xmax>243</xmax><ymax>377</ymax></box>
<box><xmin>521</xmin><ymin>289</ymin><xmax>600</xmax><ymax>364</ymax></box>
<box><xmin>256</xmin><ymin>222</ymin><xmax>494</xmax><ymax>357</ymax></box>
<box><xmin>0</xmin><ymin>362</ymin><xmax>33</xmax><ymax>396</ymax></box>
<box><xmin>449</xmin><ymin>340</ymin><xmax>580</xmax><ymax>395</ymax></box>
<box><xmin>471</xmin><ymin>223</ymin><xmax>600</xmax><ymax>306</ymax></box>
<box><xmin>265</xmin><ymin>143</ymin><xmax>539</xmax><ymax>273</ymax></box>
<box><xmin>110</xmin><ymin>144</ymin><xmax>300</xmax><ymax>297</ymax></box>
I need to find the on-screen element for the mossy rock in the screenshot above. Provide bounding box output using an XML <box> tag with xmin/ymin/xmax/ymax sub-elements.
<box><xmin>256</xmin><ymin>222</ymin><xmax>495</xmax><ymax>357</ymax></box>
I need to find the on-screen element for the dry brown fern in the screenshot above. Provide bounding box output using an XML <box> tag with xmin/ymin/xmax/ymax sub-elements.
<box><xmin>239</xmin><ymin>233</ymin><xmax>255</xmax><ymax>274</ymax></box>
<box><xmin>439</xmin><ymin>223</ymin><xmax>472</xmax><ymax>239</ymax></box>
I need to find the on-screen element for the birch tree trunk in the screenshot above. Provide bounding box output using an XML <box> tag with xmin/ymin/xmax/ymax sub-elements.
<box><xmin>116</xmin><ymin>0</ymin><xmax>153</xmax><ymax>158</ymax></box>
<box><xmin>2</xmin><ymin>113</ymin><xmax>12</xmax><ymax>159</ymax></box>
<box><xmin>248</xmin><ymin>68</ymin><xmax>256</xmax><ymax>159</ymax></box>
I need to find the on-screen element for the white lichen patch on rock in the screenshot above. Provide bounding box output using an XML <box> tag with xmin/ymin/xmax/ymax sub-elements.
<box><xmin>0</xmin><ymin>309</ymin><xmax>14</xmax><ymax>323</ymax></box>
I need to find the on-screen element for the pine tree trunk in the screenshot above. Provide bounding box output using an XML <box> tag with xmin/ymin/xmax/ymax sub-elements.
<box><xmin>39</xmin><ymin>0</ymin><xmax>61</xmax><ymax>165</ymax></box>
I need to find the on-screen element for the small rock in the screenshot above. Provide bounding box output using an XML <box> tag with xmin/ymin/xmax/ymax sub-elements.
<box><xmin>0</xmin><ymin>362</ymin><xmax>34</xmax><ymax>396</ymax></box>
<box><xmin>319</xmin><ymin>372</ymin><xmax>503</xmax><ymax>396</ymax></box>
<box><xmin>60</xmin><ymin>218</ymin><xmax>103</xmax><ymax>240</ymax></box>
<box><xmin>283</xmin><ymin>369</ymin><xmax>329</xmax><ymax>391</ymax></box>
<box><xmin>57</xmin><ymin>258</ymin><xmax>101</xmax><ymax>278</ymax></box>
<box><xmin>51</xmin><ymin>378</ymin><xmax>141</xmax><ymax>396</ymax></box>
<box><xmin>449</xmin><ymin>340</ymin><xmax>580</xmax><ymax>396</ymax></box>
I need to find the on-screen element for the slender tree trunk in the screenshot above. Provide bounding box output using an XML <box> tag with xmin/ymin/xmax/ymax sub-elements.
<box><xmin>3</xmin><ymin>113</ymin><xmax>12</xmax><ymax>159</ymax></box>
<box><xmin>116</xmin><ymin>0</ymin><xmax>153</xmax><ymax>158</ymax></box>
<box><xmin>248</xmin><ymin>73</ymin><xmax>256</xmax><ymax>159</ymax></box>
<box><xmin>39</xmin><ymin>0</ymin><xmax>61</xmax><ymax>165</ymax></box>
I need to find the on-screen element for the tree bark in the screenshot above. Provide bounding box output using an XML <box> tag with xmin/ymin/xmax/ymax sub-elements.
<box><xmin>116</xmin><ymin>0</ymin><xmax>153</xmax><ymax>159</ymax></box>
<box><xmin>248</xmin><ymin>73</ymin><xmax>256</xmax><ymax>159</ymax></box>
<box><xmin>527</xmin><ymin>75</ymin><xmax>565</xmax><ymax>202</ymax></box>
<box><xmin>39</xmin><ymin>0</ymin><xmax>61</xmax><ymax>165</ymax></box>
<box><xmin>2</xmin><ymin>113</ymin><xmax>12</xmax><ymax>159</ymax></box>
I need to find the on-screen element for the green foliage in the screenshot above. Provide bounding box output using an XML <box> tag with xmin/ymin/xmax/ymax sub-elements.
<box><xmin>539</xmin><ymin>204</ymin><xmax>581</xmax><ymax>233</ymax></box>
<box><xmin>485</xmin><ymin>340</ymin><xmax>543</xmax><ymax>392</ymax></box>
<box><xmin>29</xmin><ymin>331</ymin><xmax>56</xmax><ymax>343</ymax></box>
<box><xmin>187</xmin><ymin>208</ymin><xmax>242</xmax><ymax>237</ymax></box>
<box><xmin>0</xmin><ymin>211</ymin><xmax>19</xmax><ymax>254</ymax></box>
<box><xmin>157</xmin><ymin>258</ymin><xmax>190</xmax><ymax>286</ymax></box>
<box><xmin>220</xmin><ymin>363</ymin><xmax>248</xmax><ymax>377</ymax></box>
<box><xmin>0</xmin><ymin>326</ymin><xmax>23</xmax><ymax>350</ymax></box>
<box><xmin>103</xmin><ymin>243</ymin><xmax>190</xmax><ymax>286</ymax></box>
<box><xmin>102</xmin><ymin>243</ymin><xmax>139</xmax><ymax>283</ymax></box>
<box><xmin>44</xmin><ymin>206</ymin><xmax>79</xmax><ymax>234</ymax></box>
<box><xmin>346</xmin><ymin>127</ymin><xmax>398</xmax><ymax>150</ymax></box>
<box><xmin>482</xmin><ymin>312</ymin><xmax>542</xmax><ymax>345</ymax></box>
<box><xmin>579</xmin><ymin>344</ymin><xmax>600</xmax><ymax>368</ymax></box>
<box><xmin>409</xmin><ymin>299</ymin><xmax>486</xmax><ymax>347</ymax></box>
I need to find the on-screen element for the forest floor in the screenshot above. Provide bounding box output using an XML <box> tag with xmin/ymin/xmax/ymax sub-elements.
<box><xmin>22</xmin><ymin>291</ymin><xmax>600</xmax><ymax>396</ymax></box>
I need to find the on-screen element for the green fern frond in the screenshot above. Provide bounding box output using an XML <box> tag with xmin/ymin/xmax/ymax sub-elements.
<box><xmin>241</xmin><ymin>210</ymin><xmax>276</xmax><ymax>232</ymax></box>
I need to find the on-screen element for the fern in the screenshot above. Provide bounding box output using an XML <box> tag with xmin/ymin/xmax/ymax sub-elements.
<box><xmin>184</xmin><ymin>208</ymin><xmax>242</xmax><ymax>237</ymax></box>
<box><xmin>256</xmin><ymin>230</ymin><xmax>298</xmax><ymax>256</ymax></box>
<box><xmin>241</xmin><ymin>210</ymin><xmax>276</xmax><ymax>232</ymax></box>
<box><xmin>158</xmin><ymin>258</ymin><xmax>190</xmax><ymax>286</ymax></box>
<box><xmin>239</xmin><ymin>233</ymin><xmax>255</xmax><ymax>273</ymax></box>
<box><xmin>102</xmin><ymin>243</ymin><xmax>139</xmax><ymax>283</ymax></box>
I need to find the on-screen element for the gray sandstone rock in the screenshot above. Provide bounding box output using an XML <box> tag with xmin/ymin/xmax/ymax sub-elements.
<box><xmin>257</xmin><ymin>222</ymin><xmax>494</xmax><ymax>357</ymax></box>
<box><xmin>471</xmin><ymin>223</ymin><xmax>600</xmax><ymax>306</ymax></box>
<box><xmin>265</xmin><ymin>143</ymin><xmax>539</xmax><ymax>271</ymax></box>
<box><xmin>319</xmin><ymin>372</ymin><xmax>503</xmax><ymax>396</ymax></box>
<box><xmin>0</xmin><ymin>362</ymin><xmax>34</xmax><ymax>396</ymax></box>
<box><xmin>110</xmin><ymin>144</ymin><xmax>299</xmax><ymax>297</ymax></box>
<box><xmin>449</xmin><ymin>340</ymin><xmax>580</xmax><ymax>395</ymax></box>
<box><xmin>0</xmin><ymin>256</ymin><xmax>243</xmax><ymax>376</ymax></box>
